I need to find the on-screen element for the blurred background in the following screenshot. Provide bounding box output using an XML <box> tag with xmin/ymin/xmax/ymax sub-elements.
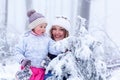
<box><xmin>0</xmin><ymin>0</ymin><xmax>120</xmax><ymax>46</ymax></box>
<box><xmin>0</xmin><ymin>0</ymin><xmax>120</xmax><ymax>79</ymax></box>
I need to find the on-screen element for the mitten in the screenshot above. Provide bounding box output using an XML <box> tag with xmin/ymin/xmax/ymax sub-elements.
<box><xmin>21</xmin><ymin>59</ymin><xmax>31</xmax><ymax>69</ymax></box>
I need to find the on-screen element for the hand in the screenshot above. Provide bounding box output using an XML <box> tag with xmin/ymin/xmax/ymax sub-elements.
<box><xmin>21</xmin><ymin>59</ymin><xmax>31</xmax><ymax>68</ymax></box>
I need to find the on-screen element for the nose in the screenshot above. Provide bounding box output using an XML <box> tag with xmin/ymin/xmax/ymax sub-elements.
<box><xmin>55</xmin><ymin>30</ymin><xmax>60</xmax><ymax>34</ymax></box>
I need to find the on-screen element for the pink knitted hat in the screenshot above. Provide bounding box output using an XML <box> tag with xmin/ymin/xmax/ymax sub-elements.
<box><xmin>27</xmin><ymin>9</ymin><xmax>47</xmax><ymax>30</ymax></box>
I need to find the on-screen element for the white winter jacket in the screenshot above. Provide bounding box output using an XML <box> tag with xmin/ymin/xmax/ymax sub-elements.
<box><xmin>15</xmin><ymin>31</ymin><xmax>60</xmax><ymax>68</ymax></box>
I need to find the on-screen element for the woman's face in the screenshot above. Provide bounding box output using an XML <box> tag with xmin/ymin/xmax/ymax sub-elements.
<box><xmin>51</xmin><ymin>25</ymin><xmax>66</xmax><ymax>41</ymax></box>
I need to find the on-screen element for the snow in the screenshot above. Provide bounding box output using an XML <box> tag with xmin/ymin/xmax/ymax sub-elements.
<box><xmin>109</xmin><ymin>69</ymin><xmax>120</xmax><ymax>80</ymax></box>
<box><xmin>0</xmin><ymin>16</ymin><xmax>120</xmax><ymax>80</ymax></box>
<box><xmin>0</xmin><ymin>58</ymin><xmax>20</xmax><ymax>80</ymax></box>
<box><xmin>0</xmin><ymin>0</ymin><xmax>120</xmax><ymax>80</ymax></box>
<box><xmin>0</xmin><ymin>18</ymin><xmax>120</xmax><ymax>80</ymax></box>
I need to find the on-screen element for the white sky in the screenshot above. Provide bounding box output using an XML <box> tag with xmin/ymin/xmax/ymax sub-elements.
<box><xmin>106</xmin><ymin>0</ymin><xmax>120</xmax><ymax>46</ymax></box>
<box><xmin>89</xmin><ymin>0</ymin><xmax>120</xmax><ymax>47</ymax></box>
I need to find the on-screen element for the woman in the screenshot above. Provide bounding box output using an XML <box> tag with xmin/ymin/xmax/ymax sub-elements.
<box><xmin>45</xmin><ymin>16</ymin><xmax>107</xmax><ymax>80</ymax></box>
<box><xmin>48</xmin><ymin>16</ymin><xmax>71</xmax><ymax>60</ymax></box>
<box><xmin>44</xmin><ymin>16</ymin><xmax>71</xmax><ymax>80</ymax></box>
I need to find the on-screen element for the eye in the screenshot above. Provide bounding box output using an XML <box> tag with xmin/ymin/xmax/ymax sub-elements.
<box><xmin>39</xmin><ymin>26</ymin><xmax>46</xmax><ymax>28</ymax></box>
<box><xmin>52</xmin><ymin>27</ymin><xmax>57</xmax><ymax>30</ymax></box>
<box><xmin>40</xmin><ymin>26</ymin><xmax>42</xmax><ymax>28</ymax></box>
<box><xmin>60</xmin><ymin>28</ymin><xmax>65</xmax><ymax>31</ymax></box>
<box><xmin>44</xmin><ymin>26</ymin><xmax>46</xmax><ymax>28</ymax></box>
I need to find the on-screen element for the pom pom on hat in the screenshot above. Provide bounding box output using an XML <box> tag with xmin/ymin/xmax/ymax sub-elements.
<box><xmin>52</xmin><ymin>16</ymin><xmax>71</xmax><ymax>33</ymax></box>
<box><xmin>27</xmin><ymin>9</ymin><xmax>47</xmax><ymax>30</ymax></box>
<box><xmin>27</xmin><ymin>9</ymin><xmax>36</xmax><ymax>17</ymax></box>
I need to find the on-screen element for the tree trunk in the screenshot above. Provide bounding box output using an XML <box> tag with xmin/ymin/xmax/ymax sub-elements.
<box><xmin>77</xmin><ymin>0</ymin><xmax>90</xmax><ymax>30</ymax></box>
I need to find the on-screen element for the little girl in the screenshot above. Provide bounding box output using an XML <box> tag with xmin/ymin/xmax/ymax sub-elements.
<box><xmin>15</xmin><ymin>9</ymin><xmax>60</xmax><ymax>80</ymax></box>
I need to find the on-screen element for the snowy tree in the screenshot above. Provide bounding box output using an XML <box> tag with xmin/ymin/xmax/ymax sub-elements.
<box><xmin>0</xmin><ymin>0</ymin><xmax>10</xmax><ymax>62</ymax></box>
<box><xmin>45</xmin><ymin>16</ymin><xmax>107</xmax><ymax>80</ymax></box>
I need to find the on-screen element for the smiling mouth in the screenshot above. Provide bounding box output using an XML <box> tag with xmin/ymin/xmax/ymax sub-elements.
<box><xmin>54</xmin><ymin>35</ymin><xmax>61</xmax><ymax>38</ymax></box>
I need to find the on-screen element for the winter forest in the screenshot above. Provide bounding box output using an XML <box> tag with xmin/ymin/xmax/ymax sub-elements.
<box><xmin>0</xmin><ymin>0</ymin><xmax>120</xmax><ymax>80</ymax></box>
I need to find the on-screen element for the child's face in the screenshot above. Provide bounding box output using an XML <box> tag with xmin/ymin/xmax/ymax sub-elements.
<box><xmin>33</xmin><ymin>23</ymin><xmax>47</xmax><ymax>35</ymax></box>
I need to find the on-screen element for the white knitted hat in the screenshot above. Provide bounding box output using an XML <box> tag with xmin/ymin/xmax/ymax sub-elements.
<box><xmin>52</xmin><ymin>17</ymin><xmax>71</xmax><ymax>33</ymax></box>
<box><xmin>27</xmin><ymin>9</ymin><xmax>47</xmax><ymax>30</ymax></box>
